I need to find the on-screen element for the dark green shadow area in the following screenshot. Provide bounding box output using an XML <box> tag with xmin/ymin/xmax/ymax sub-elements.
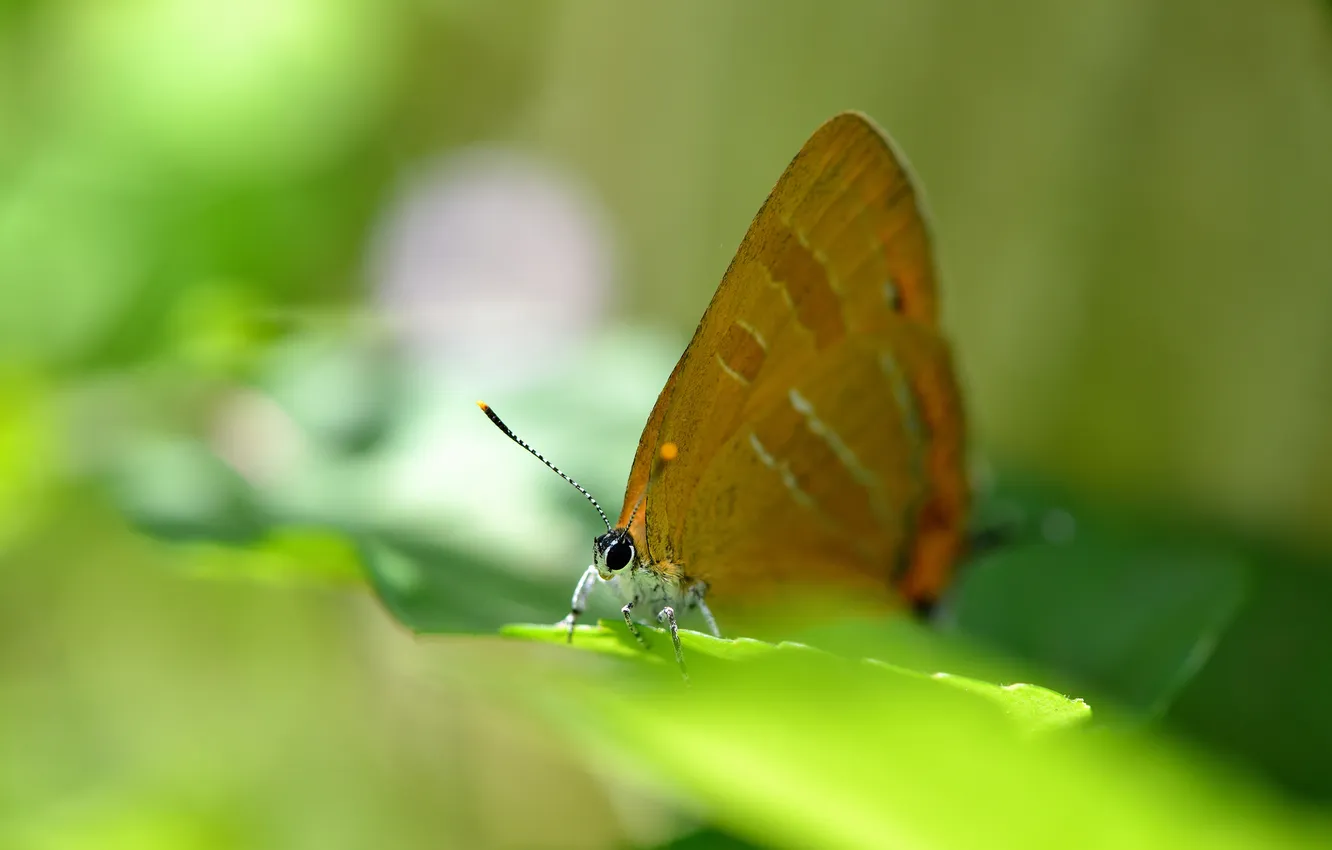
<box><xmin>952</xmin><ymin>475</ymin><xmax>1332</xmax><ymax>802</ymax></box>
<box><xmin>359</xmin><ymin>533</ymin><xmax>571</xmax><ymax>634</ymax></box>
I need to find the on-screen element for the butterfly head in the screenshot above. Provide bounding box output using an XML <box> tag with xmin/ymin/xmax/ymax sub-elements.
<box><xmin>593</xmin><ymin>527</ymin><xmax>638</xmax><ymax>580</ymax></box>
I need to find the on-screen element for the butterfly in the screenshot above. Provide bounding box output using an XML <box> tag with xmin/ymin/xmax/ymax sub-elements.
<box><xmin>481</xmin><ymin>111</ymin><xmax>968</xmax><ymax>677</ymax></box>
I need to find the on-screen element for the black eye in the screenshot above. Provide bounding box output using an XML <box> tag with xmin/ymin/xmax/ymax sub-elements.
<box><xmin>606</xmin><ymin>540</ymin><xmax>633</xmax><ymax>572</ymax></box>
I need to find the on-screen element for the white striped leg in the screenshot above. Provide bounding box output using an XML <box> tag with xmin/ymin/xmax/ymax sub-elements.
<box><xmin>657</xmin><ymin>606</ymin><xmax>688</xmax><ymax>681</ymax></box>
<box><xmin>696</xmin><ymin>598</ymin><xmax>720</xmax><ymax>638</ymax></box>
<box><xmin>558</xmin><ymin>565</ymin><xmax>599</xmax><ymax>643</ymax></box>
<box><xmin>621</xmin><ymin>599</ymin><xmax>649</xmax><ymax>649</ymax></box>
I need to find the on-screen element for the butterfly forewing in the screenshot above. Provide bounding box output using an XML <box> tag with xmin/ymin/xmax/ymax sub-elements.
<box><xmin>622</xmin><ymin>112</ymin><xmax>967</xmax><ymax>608</ymax></box>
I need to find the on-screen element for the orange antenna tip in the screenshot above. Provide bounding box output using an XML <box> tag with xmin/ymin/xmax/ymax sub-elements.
<box><xmin>476</xmin><ymin>400</ymin><xmax>490</xmax><ymax>411</ymax></box>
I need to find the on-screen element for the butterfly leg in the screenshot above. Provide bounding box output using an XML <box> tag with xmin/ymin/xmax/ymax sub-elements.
<box><xmin>696</xmin><ymin>598</ymin><xmax>721</xmax><ymax>638</ymax></box>
<box><xmin>656</xmin><ymin>607</ymin><xmax>688</xmax><ymax>680</ymax></box>
<box><xmin>621</xmin><ymin>600</ymin><xmax>650</xmax><ymax>650</ymax></box>
<box><xmin>558</xmin><ymin>565</ymin><xmax>600</xmax><ymax>643</ymax></box>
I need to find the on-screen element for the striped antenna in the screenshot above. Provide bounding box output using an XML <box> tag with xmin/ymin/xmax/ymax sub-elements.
<box><xmin>477</xmin><ymin>401</ymin><xmax>612</xmax><ymax>532</ymax></box>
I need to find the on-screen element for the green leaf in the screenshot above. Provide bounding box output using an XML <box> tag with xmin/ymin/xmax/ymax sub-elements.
<box><xmin>913</xmin><ymin>671</ymin><xmax>1092</xmax><ymax>733</ymax></box>
<box><xmin>501</xmin><ymin>619</ymin><xmax>1091</xmax><ymax>734</ymax></box>
<box><xmin>111</xmin><ymin>436</ymin><xmax>265</xmax><ymax>544</ymax></box>
<box><xmin>168</xmin><ymin>526</ymin><xmax>364</xmax><ymax>585</ymax></box>
<box><xmin>359</xmin><ymin>534</ymin><xmax>571</xmax><ymax>633</ymax></box>
<box><xmin>955</xmin><ymin>483</ymin><xmax>1249</xmax><ymax>719</ymax></box>
<box><xmin>479</xmin><ymin>622</ymin><xmax>1329</xmax><ymax>850</ymax></box>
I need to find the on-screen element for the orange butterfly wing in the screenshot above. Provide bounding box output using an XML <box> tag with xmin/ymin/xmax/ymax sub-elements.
<box><xmin>617</xmin><ymin>112</ymin><xmax>967</xmax><ymax>609</ymax></box>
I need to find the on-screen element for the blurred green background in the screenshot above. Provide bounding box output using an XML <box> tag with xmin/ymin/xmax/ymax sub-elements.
<box><xmin>3</xmin><ymin>1</ymin><xmax>1332</xmax><ymax>848</ymax></box>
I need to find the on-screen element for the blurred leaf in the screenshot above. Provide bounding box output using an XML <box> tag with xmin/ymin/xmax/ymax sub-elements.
<box><xmin>953</xmin><ymin>484</ymin><xmax>1248</xmax><ymax>719</ymax></box>
<box><xmin>643</xmin><ymin>828</ymin><xmax>768</xmax><ymax>850</ymax></box>
<box><xmin>487</xmin><ymin>629</ymin><xmax>1330</xmax><ymax>850</ymax></box>
<box><xmin>161</xmin><ymin>281</ymin><xmax>276</xmax><ymax>379</ymax></box>
<box><xmin>0</xmin><ymin>370</ymin><xmax>59</xmax><ymax>550</ymax></box>
<box><xmin>170</xmin><ymin>526</ymin><xmax>363</xmax><ymax>586</ymax></box>
<box><xmin>358</xmin><ymin>533</ymin><xmax>570</xmax><ymax>633</ymax></box>
<box><xmin>59</xmin><ymin>0</ymin><xmax>398</xmax><ymax>179</ymax></box>
<box><xmin>1167</xmin><ymin>542</ymin><xmax>1332</xmax><ymax>802</ymax></box>
<box><xmin>260</xmin><ymin>333</ymin><xmax>399</xmax><ymax>455</ymax></box>
<box><xmin>0</xmin><ymin>151</ymin><xmax>156</xmax><ymax>366</ymax></box>
<box><xmin>110</xmin><ymin>436</ymin><xmax>264</xmax><ymax>543</ymax></box>
<box><xmin>7</xmin><ymin>795</ymin><xmax>243</xmax><ymax>850</ymax></box>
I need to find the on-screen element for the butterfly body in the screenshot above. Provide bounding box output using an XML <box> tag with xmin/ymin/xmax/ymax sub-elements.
<box><xmin>583</xmin><ymin>521</ymin><xmax>714</xmax><ymax>633</ymax></box>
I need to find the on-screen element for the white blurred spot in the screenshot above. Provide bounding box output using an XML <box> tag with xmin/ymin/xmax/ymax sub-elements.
<box><xmin>368</xmin><ymin>147</ymin><xmax>616</xmax><ymax>385</ymax></box>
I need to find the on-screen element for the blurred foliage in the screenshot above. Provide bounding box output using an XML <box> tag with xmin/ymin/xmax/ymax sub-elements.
<box><xmin>485</xmin><ymin>623</ymin><xmax>1329</xmax><ymax>850</ymax></box>
<box><xmin>2</xmin><ymin>1</ymin><xmax>1332</xmax><ymax>848</ymax></box>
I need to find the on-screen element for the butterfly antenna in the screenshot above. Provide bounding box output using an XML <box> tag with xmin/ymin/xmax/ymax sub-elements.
<box><xmin>624</xmin><ymin>442</ymin><xmax>677</xmax><ymax>530</ymax></box>
<box><xmin>477</xmin><ymin>401</ymin><xmax>612</xmax><ymax>532</ymax></box>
